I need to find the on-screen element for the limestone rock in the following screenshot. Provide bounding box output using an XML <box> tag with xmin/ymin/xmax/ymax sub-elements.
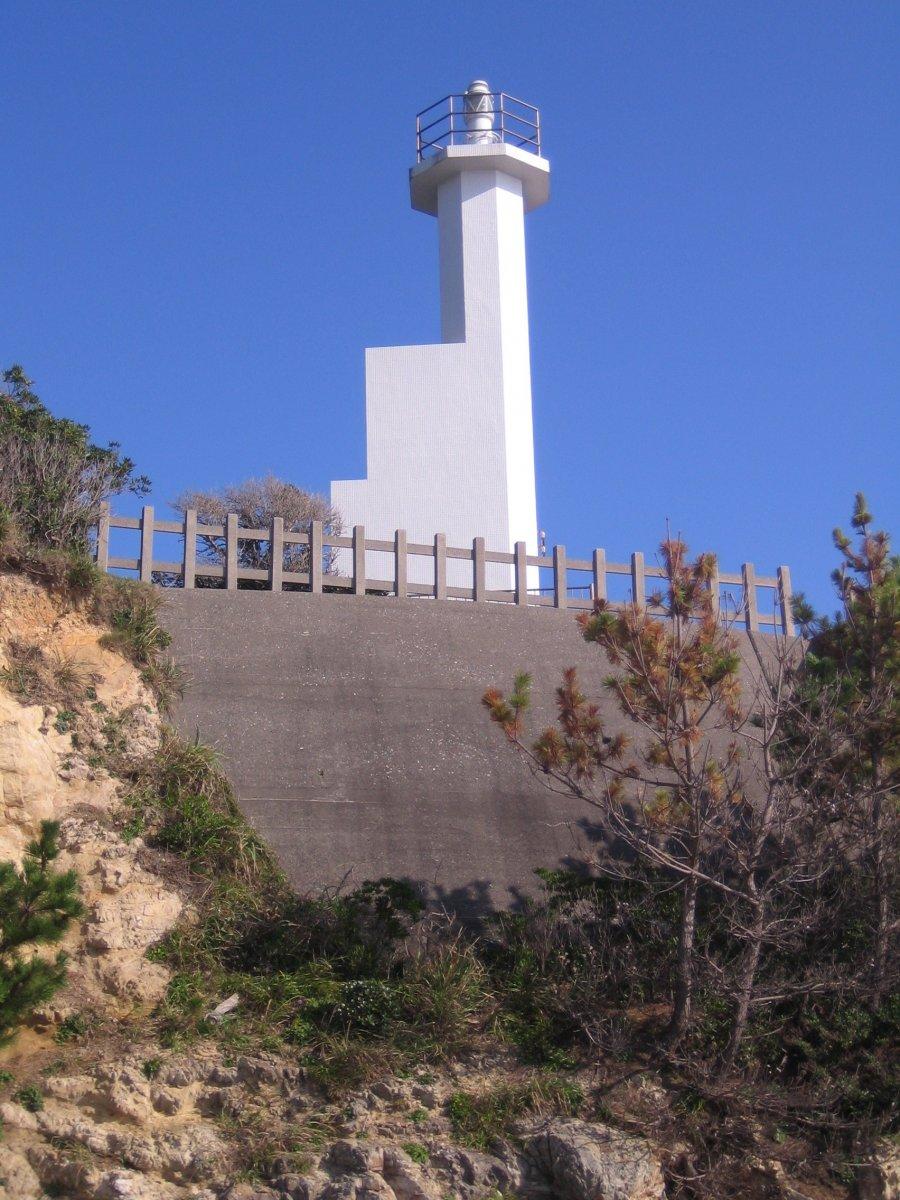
<box><xmin>381</xmin><ymin>1147</ymin><xmax>443</xmax><ymax>1200</ymax></box>
<box><xmin>857</xmin><ymin>1140</ymin><xmax>900</xmax><ymax>1200</ymax></box>
<box><xmin>0</xmin><ymin>692</ymin><xmax>59</xmax><ymax>860</ymax></box>
<box><xmin>0</xmin><ymin>1143</ymin><xmax>42</xmax><ymax>1199</ymax></box>
<box><xmin>524</xmin><ymin>1118</ymin><xmax>665</xmax><ymax>1200</ymax></box>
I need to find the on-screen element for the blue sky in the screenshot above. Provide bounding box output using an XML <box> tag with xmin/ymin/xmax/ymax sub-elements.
<box><xmin>3</xmin><ymin>0</ymin><xmax>898</xmax><ymax>611</ymax></box>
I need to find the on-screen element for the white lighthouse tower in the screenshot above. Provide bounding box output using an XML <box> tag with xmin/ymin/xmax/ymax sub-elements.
<box><xmin>331</xmin><ymin>82</ymin><xmax>549</xmax><ymax>588</ymax></box>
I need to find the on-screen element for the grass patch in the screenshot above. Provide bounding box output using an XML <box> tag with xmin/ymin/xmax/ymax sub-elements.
<box><xmin>0</xmin><ymin>642</ymin><xmax>93</xmax><ymax>709</ymax></box>
<box><xmin>141</xmin><ymin>1057</ymin><xmax>162</xmax><ymax>1080</ymax></box>
<box><xmin>13</xmin><ymin>1084</ymin><xmax>44</xmax><ymax>1112</ymax></box>
<box><xmin>448</xmin><ymin>1076</ymin><xmax>584</xmax><ymax>1151</ymax></box>
<box><xmin>54</xmin><ymin>1013</ymin><xmax>89</xmax><ymax>1044</ymax></box>
<box><xmin>402</xmin><ymin>1142</ymin><xmax>429</xmax><ymax>1164</ymax></box>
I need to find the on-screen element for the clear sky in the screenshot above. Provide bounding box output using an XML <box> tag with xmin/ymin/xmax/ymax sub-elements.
<box><xmin>4</xmin><ymin>0</ymin><xmax>898</xmax><ymax>611</ymax></box>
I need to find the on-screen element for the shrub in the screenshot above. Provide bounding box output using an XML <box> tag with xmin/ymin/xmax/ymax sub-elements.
<box><xmin>13</xmin><ymin>1084</ymin><xmax>44</xmax><ymax>1112</ymax></box>
<box><xmin>331</xmin><ymin>979</ymin><xmax>400</xmax><ymax>1035</ymax></box>
<box><xmin>0</xmin><ymin>364</ymin><xmax>149</xmax><ymax>552</ymax></box>
<box><xmin>54</xmin><ymin>1013</ymin><xmax>88</xmax><ymax>1043</ymax></box>
<box><xmin>485</xmin><ymin>869</ymin><xmax>680</xmax><ymax>1064</ymax></box>
<box><xmin>0</xmin><ymin>822</ymin><xmax>83</xmax><ymax>1045</ymax></box>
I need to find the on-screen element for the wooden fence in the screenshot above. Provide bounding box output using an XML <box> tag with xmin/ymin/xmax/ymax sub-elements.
<box><xmin>94</xmin><ymin>505</ymin><xmax>795</xmax><ymax>636</ymax></box>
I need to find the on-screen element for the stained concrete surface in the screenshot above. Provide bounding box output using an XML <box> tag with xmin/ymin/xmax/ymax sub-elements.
<box><xmin>161</xmin><ymin>590</ymin><xmax>617</xmax><ymax>914</ymax></box>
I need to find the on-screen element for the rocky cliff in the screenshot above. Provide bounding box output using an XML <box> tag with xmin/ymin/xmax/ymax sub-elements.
<box><xmin>0</xmin><ymin>570</ymin><xmax>893</xmax><ymax>1200</ymax></box>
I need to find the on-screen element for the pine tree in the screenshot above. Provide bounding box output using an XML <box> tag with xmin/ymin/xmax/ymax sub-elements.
<box><xmin>793</xmin><ymin>494</ymin><xmax>899</xmax><ymax>1006</ymax></box>
<box><xmin>0</xmin><ymin>821</ymin><xmax>83</xmax><ymax>1044</ymax></box>
<box><xmin>485</xmin><ymin>539</ymin><xmax>747</xmax><ymax>1045</ymax></box>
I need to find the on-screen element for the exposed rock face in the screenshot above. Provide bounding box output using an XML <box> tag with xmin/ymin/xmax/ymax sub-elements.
<box><xmin>0</xmin><ymin>572</ymin><xmax>179</xmax><ymax>1020</ymax></box>
<box><xmin>856</xmin><ymin>1140</ymin><xmax>900</xmax><ymax>1200</ymax></box>
<box><xmin>0</xmin><ymin>689</ymin><xmax>60</xmax><ymax>860</ymax></box>
<box><xmin>524</xmin><ymin>1118</ymin><xmax>666</xmax><ymax>1199</ymax></box>
<box><xmin>0</xmin><ymin>572</ymin><xmax>159</xmax><ymax>863</ymax></box>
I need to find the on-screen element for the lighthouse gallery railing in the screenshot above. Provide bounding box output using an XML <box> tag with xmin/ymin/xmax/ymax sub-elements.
<box><xmin>416</xmin><ymin>93</ymin><xmax>542</xmax><ymax>161</ymax></box>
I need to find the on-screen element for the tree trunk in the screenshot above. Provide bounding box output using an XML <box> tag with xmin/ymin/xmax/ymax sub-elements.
<box><xmin>721</xmin><ymin>900</ymin><xmax>765</xmax><ymax>1073</ymax></box>
<box><xmin>871</xmin><ymin>783</ymin><xmax>890</xmax><ymax>1009</ymax></box>
<box><xmin>667</xmin><ymin>870</ymin><xmax>699</xmax><ymax>1044</ymax></box>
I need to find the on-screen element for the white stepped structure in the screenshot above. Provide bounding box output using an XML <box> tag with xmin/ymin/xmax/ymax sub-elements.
<box><xmin>331</xmin><ymin>81</ymin><xmax>549</xmax><ymax>588</ymax></box>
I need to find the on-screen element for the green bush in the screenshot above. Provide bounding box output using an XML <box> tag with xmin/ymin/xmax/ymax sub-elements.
<box><xmin>0</xmin><ymin>364</ymin><xmax>148</xmax><ymax>552</ymax></box>
<box><xmin>0</xmin><ymin>822</ymin><xmax>83</xmax><ymax>1045</ymax></box>
<box><xmin>13</xmin><ymin>1084</ymin><xmax>44</xmax><ymax>1113</ymax></box>
<box><xmin>331</xmin><ymin>979</ymin><xmax>400</xmax><ymax>1035</ymax></box>
<box><xmin>54</xmin><ymin>1013</ymin><xmax>88</xmax><ymax>1043</ymax></box>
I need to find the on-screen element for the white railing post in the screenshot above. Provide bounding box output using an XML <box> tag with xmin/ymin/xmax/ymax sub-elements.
<box><xmin>269</xmin><ymin>516</ymin><xmax>284</xmax><ymax>592</ymax></box>
<box><xmin>95</xmin><ymin>502</ymin><xmax>110</xmax><ymax>574</ymax></box>
<box><xmin>553</xmin><ymin>545</ymin><xmax>567</xmax><ymax>609</ymax></box>
<box><xmin>742</xmin><ymin>562</ymin><xmax>758</xmax><ymax>632</ymax></box>
<box><xmin>631</xmin><ymin>551</ymin><xmax>645</xmax><ymax>611</ymax></box>
<box><xmin>778</xmin><ymin>565</ymin><xmax>795</xmax><ymax>637</ymax></box>
<box><xmin>434</xmin><ymin>533</ymin><xmax>447</xmax><ymax>600</ymax></box>
<box><xmin>139</xmin><ymin>505</ymin><xmax>154</xmax><ymax>584</ymax></box>
<box><xmin>473</xmin><ymin>537</ymin><xmax>486</xmax><ymax>602</ymax></box>
<box><xmin>310</xmin><ymin>521</ymin><xmax>323</xmax><ymax>593</ymax></box>
<box><xmin>352</xmin><ymin>525</ymin><xmax>366</xmax><ymax>595</ymax></box>
<box><xmin>592</xmin><ymin>548</ymin><xmax>606</xmax><ymax>602</ymax></box>
<box><xmin>709</xmin><ymin>555</ymin><xmax>720</xmax><ymax>621</ymax></box>
<box><xmin>225</xmin><ymin>513</ymin><xmax>238</xmax><ymax>590</ymax></box>
<box><xmin>183</xmin><ymin>509</ymin><xmax>197</xmax><ymax>589</ymax></box>
<box><xmin>515</xmin><ymin>542</ymin><xmax>528</xmax><ymax>606</ymax></box>
<box><xmin>394</xmin><ymin>529</ymin><xmax>408</xmax><ymax>598</ymax></box>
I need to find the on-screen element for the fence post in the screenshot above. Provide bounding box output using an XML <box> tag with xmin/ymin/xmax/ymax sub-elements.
<box><xmin>225</xmin><ymin>513</ymin><xmax>238</xmax><ymax>590</ymax></box>
<box><xmin>95</xmin><ymin>502</ymin><xmax>110</xmax><ymax>574</ymax></box>
<box><xmin>515</xmin><ymin>542</ymin><xmax>528</xmax><ymax>606</ymax></box>
<box><xmin>183</xmin><ymin>509</ymin><xmax>197</xmax><ymax>590</ymax></box>
<box><xmin>553</xmin><ymin>545</ymin><xmax>567</xmax><ymax>609</ymax></box>
<box><xmin>631</xmin><ymin>551</ymin><xmax>645</xmax><ymax>611</ymax></box>
<box><xmin>353</xmin><ymin>525</ymin><xmax>366</xmax><ymax>595</ymax></box>
<box><xmin>473</xmin><ymin>537</ymin><xmax>486</xmax><ymax>602</ymax></box>
<box><xmin>708</xmin><ymin>555</ymin><xmax>720</xmax><ymax>621</ymax></box>
<box><xmin>742</xmin><ymin>562</ymin><xmax>758</xmax><ymax>632</ymax></box>
<box><xmin>310</xmin><ymin>521</ymin><xmax>323</xmax><ymax>593</ymax></box>
<box><xmin>434</xmin><ymin>534</ymin><xmax>447</xmax><ymax>600</ymax></box>
<box><xmin>394</xmin><ymin>529</ymin><xmax>407</xmax><ymax>598</ymax></box>
<box><xmin>269</xmin><ymin>516</ymin><xmax>284</xmax><ymax>592</ymax></box>
<box><xmin>592</xmin><ymin>548</ymin><xmax>606</xmax><ymax>603</ymax></box>
<box><xmin>139</xmin><ymin>505</ymin><xmax>154</xmax><ymax>584</ymax></box>
<box><xmin>778</xmin><ymin>565</ymin><xmax>795</xmax><ymax>637</ymax></box>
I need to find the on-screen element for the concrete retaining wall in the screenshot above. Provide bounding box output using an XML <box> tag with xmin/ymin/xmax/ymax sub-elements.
<box><xmin>162</xmin><ymin>590</ymin><xmax>621</xmax><ymax>915</ymax></box>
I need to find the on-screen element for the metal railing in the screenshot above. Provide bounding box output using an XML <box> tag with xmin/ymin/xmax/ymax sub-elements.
<box><xmin>93</xmin><ymin>505</ymin><xmax>796</xmax><ymax>637</ymax></box>
<box><xmin>416</xmin><ymin>92</ymin><xmax>542</xmax><ymax>162</ymax></box>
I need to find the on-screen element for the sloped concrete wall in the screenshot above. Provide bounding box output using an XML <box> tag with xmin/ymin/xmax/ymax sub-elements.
<box><xmin>161</xmin><ymin>590</ymin><xmax>617</xmax><ymax>915</ymax></box>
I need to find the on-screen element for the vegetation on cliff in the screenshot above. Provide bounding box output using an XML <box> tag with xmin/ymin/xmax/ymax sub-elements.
<box><xmin>0</xmin><ymin>821</ymin><xmax>83</xmax><ymax>1045</ymax></box>
<box><xmin>0</xmin><ymin>366</ymin><xmax>896</xmax><ymax>1198</ymax></box>
<box><xmin>485</xmin><ymin>496</ymin><xmax>898</xmax><ymax>1169</ymax></box>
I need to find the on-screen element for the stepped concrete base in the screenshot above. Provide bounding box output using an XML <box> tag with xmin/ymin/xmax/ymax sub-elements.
<box><xmin>161</xmin><ymin>590</ymin><xmax>615</xmax><ymax>915</ymax></box>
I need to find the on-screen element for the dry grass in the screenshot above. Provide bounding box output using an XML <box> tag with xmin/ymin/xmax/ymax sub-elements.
<box><xmin>0</xmin><ymin>641</ymin><xmax>95</xmax><ymax>708</ymax></box>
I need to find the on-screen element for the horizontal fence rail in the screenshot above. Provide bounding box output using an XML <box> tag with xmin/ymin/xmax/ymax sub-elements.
<box><xmin>93</xmin><ymin>505</ymin><xmax>795</xmax><ymax>636</ymax></box>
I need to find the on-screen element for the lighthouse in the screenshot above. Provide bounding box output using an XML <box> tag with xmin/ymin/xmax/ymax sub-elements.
<box><xmin>331</xmin><ymin>82</ymin><xmax>549</xmax><ymax>588</ymax></box>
